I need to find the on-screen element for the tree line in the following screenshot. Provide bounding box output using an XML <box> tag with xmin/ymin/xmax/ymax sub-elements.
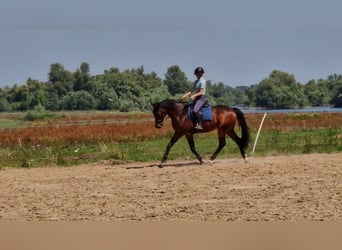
<box><xmin>0</xmin><ymin>62</ymin><xmax>341</xmax><ymax>112</ymax></box>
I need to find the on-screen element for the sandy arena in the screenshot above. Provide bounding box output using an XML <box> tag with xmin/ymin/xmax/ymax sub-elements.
<box><xmin>0</xmin><ymin>153</ymin><xmax>341</xmax><ymax>221</ymax></box>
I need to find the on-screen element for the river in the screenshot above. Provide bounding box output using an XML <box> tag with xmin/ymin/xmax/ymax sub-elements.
<box><xmin>238</xmin><ymin>106</ymin><xmax>342</xmax><ymax>114</ymax></box>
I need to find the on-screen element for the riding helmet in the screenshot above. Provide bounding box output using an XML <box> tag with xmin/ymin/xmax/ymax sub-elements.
<box><xmin>194</xmin><ymin>67</ymin><xmax>205</xmax><ymax>75</ymax></box>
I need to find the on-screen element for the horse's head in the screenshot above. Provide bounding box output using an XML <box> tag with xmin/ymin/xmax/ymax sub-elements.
<box><xmin>152</xmin><ymin>102</ymin><xmax>167</xmax><ymax>128</ymax></box>
<box><xmin>152</xmin><ymin>99</ymin><xmax>182</xmax><ymax>128</ymax></box>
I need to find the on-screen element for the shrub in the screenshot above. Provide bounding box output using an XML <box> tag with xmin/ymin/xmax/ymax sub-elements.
<box><xmin>23</xmin><ymin>104</ymin><xmax>54</xmax><ymax>121</ymax></box>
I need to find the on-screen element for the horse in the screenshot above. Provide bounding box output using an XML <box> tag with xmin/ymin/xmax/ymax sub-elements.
<box><xmin>152</xmin><ymin>99</ymin><xmax>250</xmax><ymax>167</ymax></box>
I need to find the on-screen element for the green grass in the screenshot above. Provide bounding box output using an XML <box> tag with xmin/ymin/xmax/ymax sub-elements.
<box><xmin>0</xmin><ymin>119</ymin><xmax>17</xmax><ymax>128</ymax></box>
<box><xmin>1</xmin><ymin>128</ymin><xmax>341</xmax><ymax>169</ymax></box>
<box><xmin>252</xmin><ymin>128</ymin><xmax>342</xmax><ymax>155</ymax></box>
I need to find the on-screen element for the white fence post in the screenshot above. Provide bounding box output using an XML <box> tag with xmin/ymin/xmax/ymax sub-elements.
<box><xmin>252</xmin><ymin>113</ymin><xmax>267</xmax><ymax>155</ymax></box>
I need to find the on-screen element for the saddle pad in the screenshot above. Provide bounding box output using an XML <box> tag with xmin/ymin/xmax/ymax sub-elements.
<box><xmin>201</xmin><ymin>105</ymin><xmax>213</xmax><ymax>121</ymax></box>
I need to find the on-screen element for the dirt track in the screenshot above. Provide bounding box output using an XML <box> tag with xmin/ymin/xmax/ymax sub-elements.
<box><xmin>0</xmin><ymin>153</ymin><xmax>341</xmax><ymax>221</ymax></box>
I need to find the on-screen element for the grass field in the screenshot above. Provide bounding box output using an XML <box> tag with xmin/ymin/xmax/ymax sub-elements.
<box><xmin>0</xmin><ymin>111</ymin><xmax>341</xmax><ymax>168</ymax></box>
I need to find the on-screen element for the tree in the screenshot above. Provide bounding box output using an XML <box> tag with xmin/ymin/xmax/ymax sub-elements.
<box><xmin>73</xmin><ymin>69</ymin><xmax>91</xmax><ymax>91</ymax></box>
<box><xmin>255</xmin><ymin>78</ymin><xmax>278</xmax><ymax>108</ymax></box>
<box><xmin>48</xmin><ymin>63</ymin><xmax>72</xmax><ymax>83</ymax></box>
<box><xmin>326</xmin><ymin>74</ymin><xmax>342</xmax><ymax>107</ymax></box>
<box><xmin>330</xmin><ymin>81</ymin><xmax>342</xmax><ymax>107</ymax></box>
<box><xmin>230</xmin><ymin>88</ymin><xmax>249</xmax><ymax>106</ymax></box>
<box><xmin>3</xmin><ymin>62</ymin><xmax>341</xmax><ymax>111</ymax></box>
<box><xmin>0</xmin><ymin>96</ymin><xmax>10</xmax><ymax>112</ymax></box>
<box><xmin>80</xmin><ymin>62</ymin><xmax>90</xmax><ymax>74</ymax></box>
<box><xmin>149</xmin><ymin>84</ymin><xmax>170</xmax><ymax>104</ymax></box>
<box><xmin>8</xmin><ymin>85</ymin><xmax>31</xmax><ymax>111</ymax></box>
<box><xmin>26</xmin><ymin>78</ymin><xmax>47</xmax><ymax>108</ymax></box>
<box><xmin>92</xmin><ymin>83</ymin><xmax>120</xmax><ymax>110</ymax></box>
<box><xmin>45</xmin><ymin>91</ymin><xmax>60</xmax><ymax>111</ymax></box>
<box><xmin>61</xmin><ymin>91</ymin><xmax>95</xmax><ymax>110</ymax></box>
<box><xmin>304</xmin><ymin>80</ymin><xmax>328</xmax><ymax>106</ymax></box>
<box><xmin>254</xmin><ymin>70</ymin><xmax>305</xmax><ymax>108</ymax></box>
<box><xmin>206</xmin><ymin>82</ymin><xmax>231</xmax><ymax>105</ymax></box>
<box><xmin>48</xmin><ymin>63</ymin><xmax>73</xmax><ymax>97</ymax></box>
<box><xmin>73</xmin><ymin>63</ymin><xmax>92</xmax><ymax>91</ymax></box>
<box><xmin>164</xmin><ymin>65</ymin><xmax>191</xmax><ymax>96</ymax></box>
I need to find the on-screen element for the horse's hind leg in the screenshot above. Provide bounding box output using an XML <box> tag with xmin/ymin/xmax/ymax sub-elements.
<box><xmin>160</xmin><ymin>132</ymin><xmax>183</xmax><ymax>167</ymax></box>
<box><xmin>210</xmin><ymin>130</ymin><xmax>226</xmax><ymax>161</ymax></box>
<box><xmin>228</xmin><ymin>131</ymin><xmax>247</xmax><ymax>161</ymax></box>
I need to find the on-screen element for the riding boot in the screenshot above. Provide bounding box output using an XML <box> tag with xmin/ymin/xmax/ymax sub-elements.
<box><xmin>194</xmin><ymin>112</ymin><xmax>203</xmax><ymax>130</ymax></box>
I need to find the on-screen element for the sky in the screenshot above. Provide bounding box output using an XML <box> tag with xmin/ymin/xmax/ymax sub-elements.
<box><xmin>1</xmin><ymin>0</ymin><xmax>342</xmax><ymax>87</ymax></box>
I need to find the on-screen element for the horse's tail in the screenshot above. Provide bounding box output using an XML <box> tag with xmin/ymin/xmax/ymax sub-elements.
<box><xmin>233</xmin><ymin>108</ymin><xmax>250</xmax><ymax>150</ymax></box>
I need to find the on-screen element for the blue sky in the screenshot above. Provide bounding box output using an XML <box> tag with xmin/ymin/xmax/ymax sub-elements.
<box><xmin>1</xmin><ymin>0</ymin><xmax>341</xmax><ymax>87</ymax></box>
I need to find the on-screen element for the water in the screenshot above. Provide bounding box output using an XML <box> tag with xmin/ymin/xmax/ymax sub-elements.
<box><xmin>238</xmin><ymin>106</ymin><xmax>342</xmax><ymax>114</ymax></box>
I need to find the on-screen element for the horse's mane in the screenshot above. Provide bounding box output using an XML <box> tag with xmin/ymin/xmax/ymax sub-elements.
<box><xmin>152</xmin><ymin>99</ymin><xmax>191</xmax><ymax>115</ymax></box>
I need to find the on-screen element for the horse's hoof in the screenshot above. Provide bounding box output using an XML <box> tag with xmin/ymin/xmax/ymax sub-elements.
<box><xmin>208</xmin><ymin>160</ymin><xmax>214</xmax><ymax>164</ymax></box>
<box><xmin>244</xmin><ymin>157</ymin><xmax>249</xmax><ymax>163</ymax></box>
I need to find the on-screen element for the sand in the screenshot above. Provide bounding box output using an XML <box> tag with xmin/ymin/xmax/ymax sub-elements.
<box><xmin>0</xmin><ymin>153</ymin><xmax>341</xmax><ymax>221</ymax></box>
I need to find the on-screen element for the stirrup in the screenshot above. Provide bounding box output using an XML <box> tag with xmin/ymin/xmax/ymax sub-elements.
<box><xmin>195</xmin><ymin>123</ymin><xmax>203</xmax><ymax>130</ymax></box>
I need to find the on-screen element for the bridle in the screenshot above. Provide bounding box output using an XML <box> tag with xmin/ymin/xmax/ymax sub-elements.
<box><xmin>154</xmin><ymin>110</ymin><xmax>167</xmax><ymax>128</ymax></box>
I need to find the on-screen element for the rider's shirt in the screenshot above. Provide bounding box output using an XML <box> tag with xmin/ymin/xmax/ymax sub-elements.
<box><xmin>193</xmin><ymin>77</ymin><xmax>206</xmax><ymax>96</ymax></box>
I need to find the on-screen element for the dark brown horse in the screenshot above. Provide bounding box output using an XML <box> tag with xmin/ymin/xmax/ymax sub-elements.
<box><xmin>152</xmin><ymin>99</ymin><xmax>250</xmax><ymax>167</ymax></box>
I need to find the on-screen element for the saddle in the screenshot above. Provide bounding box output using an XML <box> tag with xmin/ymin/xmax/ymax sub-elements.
<box><xmin>186</xmin><ymin>101</ymin><xmax>213</xmax><ymax>122</ymax></box>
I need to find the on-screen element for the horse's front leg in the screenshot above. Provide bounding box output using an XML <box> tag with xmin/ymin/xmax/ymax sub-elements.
<box><xmin>160</xmin><ymin>132</ymin><xmax>183</xmax><ymax>167</ymax></box>
<box><xmin>185</xmin><ymin>133</ymin><xmax>203</xmax><ymax>164</ymax></box>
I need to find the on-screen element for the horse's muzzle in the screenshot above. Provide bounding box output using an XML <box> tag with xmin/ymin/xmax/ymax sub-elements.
<box><xmin>156</xmin><ymin>122</ymin><xmax>163</xmax><ymax>128</ymax></box>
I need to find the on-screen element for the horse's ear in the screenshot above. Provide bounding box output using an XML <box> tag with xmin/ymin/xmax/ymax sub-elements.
<box><xmin>150</xmin><ymin>99</ymin><xmax>159</xmax><ymax>110</ymax></box>
<box><xmin>150</xmin><ymin>100</ymin><xmax>156</xmax><ymax>108</ymax></box>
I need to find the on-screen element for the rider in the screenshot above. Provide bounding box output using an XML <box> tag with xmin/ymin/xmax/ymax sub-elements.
<box><xmin>181</xmin><ymin>67</ymin><xmax>207</xmax><ymax>130</ymax></box>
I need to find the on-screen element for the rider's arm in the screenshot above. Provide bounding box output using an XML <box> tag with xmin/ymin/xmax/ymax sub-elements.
<box><xmin>181</xmin><ymin>91</ymin><xmax>192</xmax><ymax>100</ymax></box>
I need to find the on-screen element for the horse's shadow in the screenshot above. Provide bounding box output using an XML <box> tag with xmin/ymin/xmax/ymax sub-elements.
<box><xmin>125</xmin><ymin>161</ymin><xmax>201</xmax><ymax>169</ymax></box>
